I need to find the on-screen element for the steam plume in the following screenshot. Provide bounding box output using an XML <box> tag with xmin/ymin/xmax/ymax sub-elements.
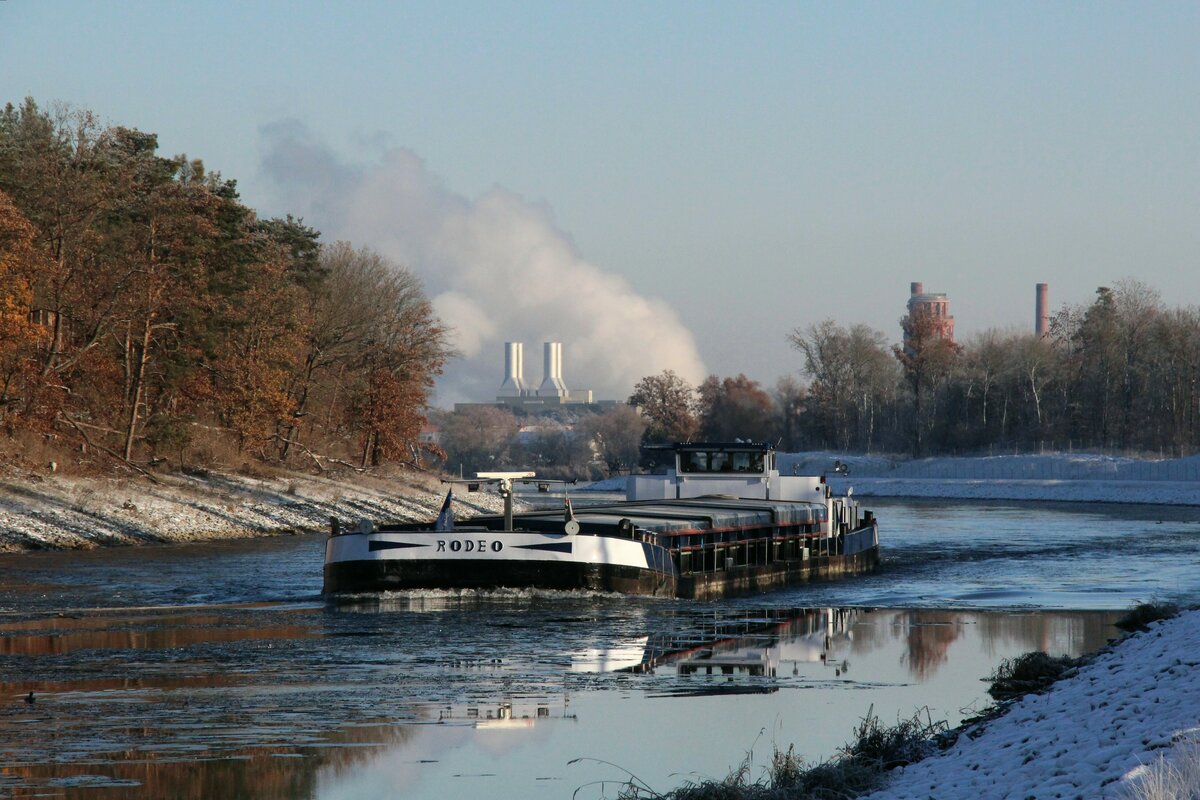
<box><xmin>259</xmin><ymin>121</ymin><xmax>706</xmax><ymax>405</ymax></box>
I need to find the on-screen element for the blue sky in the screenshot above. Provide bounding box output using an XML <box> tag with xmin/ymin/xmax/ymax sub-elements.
<box><xmin>3</xmin><ymin>2</ymin><xmax>1199</xmax><ymax>404</ymax></box>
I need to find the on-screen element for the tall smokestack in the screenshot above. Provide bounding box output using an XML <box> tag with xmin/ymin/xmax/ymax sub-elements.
<box><xmin>1036</xmin><ymin>283</ymin><xmax>1049</xmax><ymax>337</ymax></box>
<box><xmin>498</xmin><ymin>341</ymin><xmax>525</xmax><ymax>397</ymax></box>
<box><xmin>911</xmin><ymin>281</ymin><xmax>924</xmax><ymax>296</ymax></box>
<box><xmin>538</xmin><ymin>341</ymin><xmax>568</xmax><ymax>397</ymax></box>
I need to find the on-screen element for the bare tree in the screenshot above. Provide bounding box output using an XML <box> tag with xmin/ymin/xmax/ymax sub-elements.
<box><xmin>439</xmin><ymin>405</ymin><xmax>520</xmax><ymax>474</ymax></box>
<box><xmin>894</xmin><ymin>312</ymin><xmax>962</xmax><ymax>456</ymax></box>
<box><xmin>581</xmin><ymin>405</ymin><xmax>647</xmax><ymax>474</ymax></box>
<box><xmin>790</xmin><ymin>320</ymin><xmax>897</xmax><ymax>450</ymax></box>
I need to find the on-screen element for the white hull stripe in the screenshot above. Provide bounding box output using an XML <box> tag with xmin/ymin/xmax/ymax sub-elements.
<box><xmin>327</xmin><ymin>532</ymin><xmax>655</xmax><ymax>570</ymax></box>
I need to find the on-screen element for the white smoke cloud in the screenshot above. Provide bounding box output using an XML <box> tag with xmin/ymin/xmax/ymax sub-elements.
<box><xmin>258</xmin><ymin>121</ymin><xmax>707</xmax><ymax>405</ymax></box>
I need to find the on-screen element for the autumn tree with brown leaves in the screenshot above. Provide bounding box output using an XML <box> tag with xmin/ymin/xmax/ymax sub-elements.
<box><xmin>0</xmin><ymin>99</ymin><xmax>453</xmax><ymax>474</ymax></box>
<box><xmin>628</xmin><ymin>369</ymin><xmax>699</xmax><ymax>443</ymax></box>
<box><xmin>696</xmin><ymin>374</ymin><xmax>777</xmax><ymax>442</ymax></box>
<box><xmin>0</xmin><ymin>191</ymin><xmax>41</xmax><ymax>420</ymax></box>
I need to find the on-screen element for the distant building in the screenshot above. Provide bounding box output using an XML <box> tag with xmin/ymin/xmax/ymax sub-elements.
<box><xmin>418</xmin><ymin>423</ymin><xmax>440</xmax><ymax>446</ymax></box>
<box><xmin>1036</xmin><ymin>283</ymin><xmax>1049</xmax><ymax>337</ymax></box>
<box><xmin>905</xmin><ymin>281</ymin><xmax>955</xmax><ymax>339</ymax></box>
<box><xmin>453</xmin><ymin>340</ymin><xmax>617</xmax><ymax>416</ymax></box>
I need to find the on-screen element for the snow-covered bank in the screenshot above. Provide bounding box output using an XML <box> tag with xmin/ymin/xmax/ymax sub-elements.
<box><xmin>866</xmin><ymin>609</ymin><xmax>1200</xmax><ymax>800</ymax></box>
<box><xmin>0</xmin><ymin>467</ymin><xmax>509</xmax><ymax>552</ymax></box>
<box><xmin>782</xmin><ymin>451</ymin><xmax>1200</xmax><ymax>483</ymax></box>
<box><xmin>789</xmin><ymin>451</ymin><xmax>1200</xmax><ymax>507</ymax></box>
<box><xmin>582</xmin><ymin>451</ymin><xmax>1200</xmax><ymax>506</ymax></box>
<box><xmin>827</xmin><ymin>477</ymin><xmax>1200</xmax><ymax>506</ymax></box>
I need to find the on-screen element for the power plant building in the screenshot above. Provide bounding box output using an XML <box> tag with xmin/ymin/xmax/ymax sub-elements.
<box><xmin>455</xmin><ymin>341</ymin><xmax>616</xmax><ymax>415</ymax></box>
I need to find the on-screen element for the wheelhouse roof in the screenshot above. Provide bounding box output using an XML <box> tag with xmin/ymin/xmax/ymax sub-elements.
<box><xmin>644</xmin><ymin>442</ymin><xmax>775</xmax><ymax>453</ymax></box>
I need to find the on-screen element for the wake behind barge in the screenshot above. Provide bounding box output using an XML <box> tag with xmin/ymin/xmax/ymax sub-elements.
<box><xmin>323</xmin><ymin>442</ymin><xmax>879</xmax><ymax>601</ymax></box>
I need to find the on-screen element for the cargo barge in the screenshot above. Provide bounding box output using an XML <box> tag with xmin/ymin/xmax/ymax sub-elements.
<box><xmin>323</xmin><ymin>442</ymin><xmax>879</xmax><ymax>600</ymax></box>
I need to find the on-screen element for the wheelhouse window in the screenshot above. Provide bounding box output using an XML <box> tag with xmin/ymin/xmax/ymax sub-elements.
<box><xmin>730</xmin><ymin>451</ymin><xmax>764</xmax><ymax>473</ymax></box>
<box><xmin>677</xmin><ymin>449</ymin><xmax>766</xmax><ymax>474</ymax></box>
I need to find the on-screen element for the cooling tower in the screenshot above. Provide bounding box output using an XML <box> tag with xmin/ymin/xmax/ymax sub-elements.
<box><xmin>537</xmin><ymin>342</ymin><xmax>568</xmax><ymax>398</ymax></box>
<box><xmin>498</xmin><ymin>341</ymin><xmax>525</xmax><ymax>397</ymax></box>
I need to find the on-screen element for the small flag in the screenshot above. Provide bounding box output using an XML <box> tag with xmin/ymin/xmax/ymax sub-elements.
<box><xmin>435</xmin><ymin>489</ymin><xmax>455</xmax><ymax>531</ymax></box>
<box><xmin>564</xmin><ymin>496</ymin><xmax>576</xmax><ymax>522</ymax></box>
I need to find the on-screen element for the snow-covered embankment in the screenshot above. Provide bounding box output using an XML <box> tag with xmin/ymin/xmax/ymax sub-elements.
<box><xmin>0</xmin><ymin>467</ymin><xmax>507</xmax><ymax>552</ymax></box>
<box><xmin>779</xmin><ymin>451</ymin><xmax>1200</xmax><ymax>507</ymax></box>
<box><xmin>866</xmin><ymin>610</ymin><xmax>1200</xmax><ymax>799</ymax></box>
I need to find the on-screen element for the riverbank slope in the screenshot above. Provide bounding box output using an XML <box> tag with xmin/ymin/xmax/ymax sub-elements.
<box><xmin>866</xmin><ymin>608</ymin><xmax>1200</xmax><ymax>800</ymax></box>
<box><xmin>0</xmin><ymin>465</ymin><xmax>508</xmax><ymax>552</ymax></box>
<box><xmin>782</xmin><ymin>451</ymin><xmax>1200</xmax><ymax>506</ymax></box>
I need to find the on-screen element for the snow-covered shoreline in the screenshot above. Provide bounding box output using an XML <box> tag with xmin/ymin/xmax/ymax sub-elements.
<box><xmin>783</xmin><ymin>450</ymin><xmax>1200</xmax><ymax>507</ymax></box>
<box><xmin>866</xmin><ymin>609</ymin><xmax>1200</xmax><ymax>800</ymax></box>
<box><xmin>827</xmin><ymin>476</ymin><xmax>1200</xmax><ymax>506</ymax></box>
<box><xmin>0</xmin><ymin>467</ymin><xmax>510</xmax><ymax>553</ymax></box>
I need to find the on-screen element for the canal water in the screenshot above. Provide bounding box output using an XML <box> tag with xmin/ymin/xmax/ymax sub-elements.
<box><xmin>1</xmin><ymin>498</ymin><xmax>1198</xmax><ymax>799</ymax></box>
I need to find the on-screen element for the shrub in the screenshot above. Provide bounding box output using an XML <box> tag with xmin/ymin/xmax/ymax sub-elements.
<box><xmin>1115</xmin><ymin>602</ymin><xmax>1180</xmax><ymax>633</ymax></box>
<box><xmin>987</xmin><ymin>651</ymin><xmax>1080</xmax><ymax>702</ymax></box>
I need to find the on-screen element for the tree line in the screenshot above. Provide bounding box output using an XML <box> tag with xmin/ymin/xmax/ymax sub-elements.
<box><xmin>436</xmin><ymin>278</ymin><xmax>1200</xmax><ymax>480</ymax></box>
<box><xmin>789</xmin><ymin>280</ymin><xmax>1200</xmax><ymax>457</ymax></box>
<box><xmin>625</xmin><ymin>280</ymin><xmax>1199</xmax><ymax>459</ymax></box>
<box><xmin>5</xmin><ymin>99</ymin><xmax>1194</xmax><ymax>479</ymax></box>
<box><xmin>0</xmin><ymin>99</ymin><xmax>453</xmax><ymax>474</ymax></box>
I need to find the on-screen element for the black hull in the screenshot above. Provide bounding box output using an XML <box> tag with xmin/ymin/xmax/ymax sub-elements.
<box><xmin>323</xmin><ymin>546</ymin><xmax>880</xmax><ymax>600</ymax></box>
<box><xmin>677</xmin><ymin>547</ymin><xmax>880</xmax><ymax>600</ymax></box>
<box><xmin>324</xmin><ymin>558</ymin><xmax>677</xmax><ymax>597</ymax></box>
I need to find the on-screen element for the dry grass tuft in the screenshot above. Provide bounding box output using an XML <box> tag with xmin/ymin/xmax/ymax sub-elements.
<box><xmin>1115</xmin><ymin>602</ymin><xmax>1181</xmax><ymax>633</ymax></box>
<box><xmin>599</xmin><ymin>707</ymin><xmax>949</xmax><ymax>800</ymax></box>
<box><xmin>986</xmin><ymin>651</ymin><xmax>1081</xmax><ymax>702</ymax></box>
<box><xmin>1120</xmin><ymin>735</ymin><xmax>1200</xmax><ymax>800</ymax></box>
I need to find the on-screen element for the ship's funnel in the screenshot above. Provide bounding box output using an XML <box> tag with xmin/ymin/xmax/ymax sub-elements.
<box><xmin>537</xmin><ymin>341</ymin><xmax>568</xmax><ymax>398</ymax></box>
<box><xmin>498</xmin><ymin>341</ymin><xmax>525</xmax><ymax>397</ymax></box>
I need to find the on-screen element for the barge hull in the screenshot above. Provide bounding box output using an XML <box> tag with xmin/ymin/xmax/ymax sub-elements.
<box><xmin>324</xmin><ymin>558</ymin><xmax>676</xmax><ymax>597</ymax></box>
<box><xmin>677</xmin><ymin>546</ymin><xmax>879</xmax><ymax>600</ymax></box>
<box><xmin>324</xmin><ymin>547</ymin><xmax>878</xmax><ymax>600</ymax></box>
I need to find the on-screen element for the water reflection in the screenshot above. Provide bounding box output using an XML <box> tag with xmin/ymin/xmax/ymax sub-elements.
<box><xmin>0</xmin><ymin>599</ymin><xmax>1122</xmax><ymax>800</ymax></box>
<box><xmin>626</xmin><ymin>607</ymin><xmax>1117</xmax><ymax>687</ymax></box>
<box><xmin>1</xmin><ymin>727</ymin><xmax>419</xmax><ymax>800</ymax></box>
<box><xmin>0</xmin><ymin>613</ymin><xmax>316</xmax><ymax>657</ymax></box>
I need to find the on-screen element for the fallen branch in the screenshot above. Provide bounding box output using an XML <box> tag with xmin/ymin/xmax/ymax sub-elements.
<box><xmin>56</xmin><ymin>413</ymin><xmax>161</xmax><ymax>485</ymax></box>
<box><xmin>271</xmin><ymin>435</ymin><xmax>369</xmax><ymax>473</ymax></box>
